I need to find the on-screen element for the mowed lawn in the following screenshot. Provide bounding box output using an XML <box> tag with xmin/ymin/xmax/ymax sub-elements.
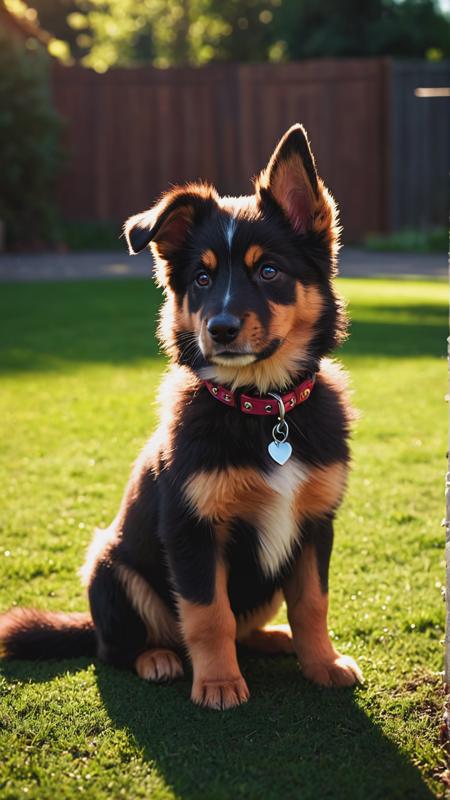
<box><xmin>0</xmin><ymin>274</ymin><xmax>447</xmax><ymax>800</ymax></box>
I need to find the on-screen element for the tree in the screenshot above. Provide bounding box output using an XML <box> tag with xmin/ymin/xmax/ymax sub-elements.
<box><xmin>14</xmin><ymin>0</ymin><xmax>450</xmax><ymax>69</ymax></box>
<box><xmin>0</xmin><ymin>28</ymin><xmax>63</xmax><ymax>246</ymax></box>
<box><xmin>61</xmin><ymin>0</ymin><xmax>285</xmax><ymax>71</ymax></box>
<box><xmin>24</xmin><ymin>0</ymin><xmax>83</xmax><ymax>56</ymax></box>
<box><xmin>274</xmin><ymin>0</ymin><xmax>450</xmax><ymax>60</ymax></box>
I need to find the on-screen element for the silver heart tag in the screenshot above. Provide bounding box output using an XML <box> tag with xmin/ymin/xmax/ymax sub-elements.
<box><xmin>268</xmin><ymin>440</ymin><xmax>292</xmax><ymax>465</ymax></box>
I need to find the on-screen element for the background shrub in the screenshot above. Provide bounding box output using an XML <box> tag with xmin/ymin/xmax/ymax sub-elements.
<box><xmin>0</xmin><ymin>32</ymin><xmax>63</xmax><ymax>248</ymax></box>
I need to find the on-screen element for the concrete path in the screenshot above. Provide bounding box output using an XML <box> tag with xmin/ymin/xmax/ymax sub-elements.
<box><xmin>0</xmin><ymin>247</ymin><xmax>446</xmax><ymax>282</ymax></box>
<box><xmin>340</xmin><ymin>247</ymin><xmax>447</xmax><ymax>278</ymax></box>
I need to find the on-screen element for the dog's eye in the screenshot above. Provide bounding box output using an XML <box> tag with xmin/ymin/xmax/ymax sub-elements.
<box><xmin>259</xmin><ymin>264</ymin><xmax>278</xmax><ymax>281</ymax></box>
<box><xmin>195</xmin><ymin>272</ymin><xmax>211</xmax><ymax>287</ymax></box>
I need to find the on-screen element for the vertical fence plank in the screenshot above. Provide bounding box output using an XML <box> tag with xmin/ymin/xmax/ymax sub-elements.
<box><xmin>51</xmin><ymin>59</ymin><xmax>446</xmax><ymax>240</ymax></box>
<box><xmin>389</xmin><ymin>61</ymin><xmax>450</xmax><ymax>232</ymax></box>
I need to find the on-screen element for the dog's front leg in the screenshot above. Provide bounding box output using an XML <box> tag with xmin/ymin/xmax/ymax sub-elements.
<box><xmin>178</xmin><ymin>560</ymin><xmax>249</xmax><ymax>710</ymax></box>
<box><xmin>161</xmin><ymin>495</ymin><xmax>249</xmax><ymax>710</ymax></box>
<box><xmin>284</xmin><ymin>517</ymin><xmax>362</xmax><ymax>687</ymax></box>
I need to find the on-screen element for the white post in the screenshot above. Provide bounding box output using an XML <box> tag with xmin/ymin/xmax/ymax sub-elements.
<box><xmin>446</xmin><ymin>326</ymin><xmax>450</xmax><ymax>733</ymax></box>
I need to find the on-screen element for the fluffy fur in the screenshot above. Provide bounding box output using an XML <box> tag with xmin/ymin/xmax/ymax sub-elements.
<box><xmin>0</xmin><ymin>124</ymin><xmax>362</xmax><ymax>709</ymax></box>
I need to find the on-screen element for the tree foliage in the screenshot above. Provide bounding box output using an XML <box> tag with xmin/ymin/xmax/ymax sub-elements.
<box><xmin>0</xmin><ymin>29</ymin><xmax>63</xmax><ymax>245</ymax></box>
<box><xmin>25</xmin><ymin>0</ymin><xmax>450</xmax><ymax>70</ymax></box>
<box><xmin>59</xmin><ymin>0</ymin><xmax>284</xmax><ymax>71</ymax></box>
<box><xmin>40</xmin><ymin>0</ymin><xmax>91</xmax><ymax>58</ymax></box>
<box><xmin>275</xmin><ymin>0</ymin><xmax>450</xmax><ymax>60</ymax></box>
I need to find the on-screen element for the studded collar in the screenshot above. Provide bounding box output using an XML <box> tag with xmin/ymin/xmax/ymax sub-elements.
<box><xmin>203</xmin><ymin>374</ymin><xmax>315</xmax><ymax>416</ymax></box>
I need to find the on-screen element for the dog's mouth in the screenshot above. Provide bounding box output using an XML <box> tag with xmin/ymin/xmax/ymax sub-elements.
<box><xmin>207</xmin><ymin>338</ymin><xmax>282</xmax><ymax>367</ymax></box>
<box><xmin>210</xmin><ymin>351</ymin><xmax>257</xmax><ymax>367</ymax></box>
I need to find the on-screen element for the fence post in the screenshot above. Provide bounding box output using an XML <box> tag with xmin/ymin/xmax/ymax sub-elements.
<box><xmin>446</xmin><ymin>332</ymin><xmax>450</xmax><ymax>738</ymax></box>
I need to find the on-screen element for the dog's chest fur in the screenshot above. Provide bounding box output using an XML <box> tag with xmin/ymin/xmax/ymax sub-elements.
<box><xmin>184</xmin><ymin>457</ymin><xmax>309</xmax><ymax>578</ymax></box>
<box><xmin>254</xmin><ymin>459</ymin><xmax>309</xmax><ymax>576</ymax></box>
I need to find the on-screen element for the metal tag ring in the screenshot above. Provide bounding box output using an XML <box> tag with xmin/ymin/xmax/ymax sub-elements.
<box><xmin>268</xmin><ymin>392</ymin><xmax>286</xmax><ymax>422</ymax></box>
<box><xmin>272</xmin><ymin>420</ymin><xmax>289</xmax><ymax>444</ymax></box>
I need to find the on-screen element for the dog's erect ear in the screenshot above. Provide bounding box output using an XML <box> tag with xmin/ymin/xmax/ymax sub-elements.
<box><xmin>124</xmin><ymin>184</ymin><xmax>218</xmax><ymax>258</ymax></box>
<box><xmin>257</xmin><ymin>124</ymin><xmax>338</xmax><ymax>244</ymax></box>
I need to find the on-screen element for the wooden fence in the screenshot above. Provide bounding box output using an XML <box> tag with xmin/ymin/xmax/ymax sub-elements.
<box><xmin>51</xmin><ymin>58</ymin><xmax>449</xmax><ymax>241</ymax></box>
<box><xmin>389</xmin><ymin>61</ymin><xmax>450</xmax><ymax>232</ymax></box>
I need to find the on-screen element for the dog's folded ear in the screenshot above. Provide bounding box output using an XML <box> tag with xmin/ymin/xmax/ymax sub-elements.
<box><xmin>257</xmin><ymin>124</ymin><xmax>339</xmax><ymax>248</ymax></box>
<box><xmin>124</xmin><ymin>184</ymin><xmax>218</xmax><ymax>258</ymax></box>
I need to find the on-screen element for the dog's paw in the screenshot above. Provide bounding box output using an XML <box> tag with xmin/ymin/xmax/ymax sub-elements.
<box><xmin>191</xmin><ymin>675</ymin><xmax>250</xmax><ymax>710</ymax></box>
<box><xmin>135</xmin><ymin>649</ymin><xmax>184</xmax><ymax>682</ymax></box>
<box><xmin>302</xmin><ymin>653</ymin><xmax>363</xmax><ymax>688</ymax></box>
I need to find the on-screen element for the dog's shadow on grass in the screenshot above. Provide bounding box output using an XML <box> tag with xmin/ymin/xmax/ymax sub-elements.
<box><xmin>1</xmin><ymin>654</ymin><xmax>437</xmax><ymax>799</ymax></box>
<box><xmin>93</xmin><ymin>654</ymin><xmax>435</xmax><ymax>800</ymax></box>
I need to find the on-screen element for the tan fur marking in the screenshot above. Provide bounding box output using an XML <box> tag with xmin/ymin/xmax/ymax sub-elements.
<box><xmin>240</xmin><ymin>310</ymin><xmax>265</xmax><ymax>350</ymax></box>
<box><xmin>210</xmin><ymin>353</ymin><xmax>299</xmax><ymax>394</ymax></box>
<box><xmin>116</xmin><ymin>564</ymin><xmax>180</xmax><ymax>647</ymax></box>
<box><xmin>183</xmin><ymin>467</ymin><xmax>275</xmax><ymax>523</ymax></box>
<box><xmin>284</xmin><ymin>545</ymin><xmax>362</xmax><ymax>686</ymax></box>
<box><xmin>178</xmin><ymin>561</ymin><xmax>249</xmax><ymax>709</ymax></box>
<box><xmin>267</xmin><ymin>300</ymin><xmax>296</xmax><ymax>348</ymax></box>
<box><xmin>236</xmin><ymin>592</ymin><xmax>283</xmax><ymax>642</ymax></box>
<box><xmin>179</xmin><ymin>294</ymin><xmax>202</xmax><ymax>334</ymax></box>
<box><xmin>240</xmin><ymin>625</ymin><xmax>295</xmax><ymax>654</ymax></box>
<box><xmin>215</xmin><ymin>521</ymin><xmax>231</xmax><ymax>547</ymax></box>
<box><xmin>201</xmin><ymin>248</ymin><xmax>217</xmax><ymax>271</ymax></box>
<box><xmin>244</xmin><ymin>244</ymin><xmax>263</xmax><ymax>269</ymax></box>
<box><xmin>268</xmin><ymin>284</ymin><xmax>323</xmax><ymax>353</ymax></box>
<box><xmin>295</xmin><ymin>461</ymin><xmax>348</xmax><ymax>520</ymax></box>
<box><xmin>236</xmin><ymin>591</ymin><xmax>283</xmax><ymax>640</ymax></box>
<box><xmin>295</xmin><ymin>283</ymin><xmax>324</xmax><ymax>326</ymax></box>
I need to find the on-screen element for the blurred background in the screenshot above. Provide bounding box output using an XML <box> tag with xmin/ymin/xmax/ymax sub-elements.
<box><xmin>0</xmin><ymin>0</ymin><xmax>448</xmax><ymax>253</ymax></box>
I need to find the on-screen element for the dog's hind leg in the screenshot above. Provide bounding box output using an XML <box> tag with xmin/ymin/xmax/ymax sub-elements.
<box><xmin>88</xmin><ymin>559</ymin><xmax>149</xmax><ymax>669</ymax></box>
<box><xmin>89</xmin><ymin>558</ymin><xmax>184</xmax><ymax>682</ymax></box>
<box><xmin>135</xmin><ymin>649</ymin><xmax>183</xmax><ymax>682</ymax></box>
<box><xmin>236</xmin><ymin>592</ymin><xmax>294</xmax><ymax>654</ymax></box>
<box><xmin>114</xmin><ymin>563</ymin><xmax>184</xmax><ymax>682</ymax></box>
<box><xmin>240</xmin><ymin>625</ymin><xmax>295</xmax><ymax>655</ymax></box>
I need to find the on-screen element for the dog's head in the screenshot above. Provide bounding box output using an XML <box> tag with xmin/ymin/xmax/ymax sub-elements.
<box><xmin>125</xmin><ymin>124</ymin><xmax>346</xmax><ymax>392</ymax></box>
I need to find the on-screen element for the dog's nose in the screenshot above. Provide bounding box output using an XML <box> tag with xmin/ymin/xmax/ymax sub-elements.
<box><xmin>207</xmin><ymin>313</ymin><xmax>241</xmax><ymax>345</ymax></box>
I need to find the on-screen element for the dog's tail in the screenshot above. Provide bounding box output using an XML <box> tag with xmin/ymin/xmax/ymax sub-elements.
<box><xmin>0</xmin><ymin>608</ymin><xmax>96</xmax><ymax>660</ymax></box>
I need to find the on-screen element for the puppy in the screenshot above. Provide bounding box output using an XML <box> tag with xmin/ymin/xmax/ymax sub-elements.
<box><xmin>0</xmin><ymin>124</ymin><xmax>362</xmax><ymax>709</ymax></box>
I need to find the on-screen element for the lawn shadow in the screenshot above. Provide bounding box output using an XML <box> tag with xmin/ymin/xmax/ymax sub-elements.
<box><xmin>344</xmin><ymin>316</ymin><xmax>446</xmax><ymax>359</ymax></box>
<box><xmin>0</xmin><ymin>281</ymin><xmax>447</xmax><ymax>374</ymax></box>
<box><xmin>0</xmin><ymin>653</ymin><xmax>437</xmax><ymax>799</ymax></box>
<box><xmin>92</xmin><ymin>654</ymin><xmax>435</xmax><ymax>800</ymax></box>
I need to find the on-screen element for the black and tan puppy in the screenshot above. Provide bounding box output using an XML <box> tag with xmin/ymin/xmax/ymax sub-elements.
<box><xmin>0</xmin><ymin>125</ymin><xmax>362</xmax><ymax>709</ymax></box>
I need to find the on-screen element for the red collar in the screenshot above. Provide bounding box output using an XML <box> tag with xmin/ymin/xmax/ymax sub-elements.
<box><xmin>203</xmin><ymin>374</ymin><xmax>315</xmax><ymax>416</ymax></box>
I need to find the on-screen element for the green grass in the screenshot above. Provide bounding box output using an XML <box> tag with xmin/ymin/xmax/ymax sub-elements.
<box><xmin>0</xmin><ymin>276</ymin><xmax>447</xmax><ymax>800</ymax></box>
<box><xmin>364</xmin><ymin>227</ymin><xmax>448</xmax><ymax>253</ymax></box>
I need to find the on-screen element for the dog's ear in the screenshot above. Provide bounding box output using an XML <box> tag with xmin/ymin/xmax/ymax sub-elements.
<box><xmin>257</xmin><ymin>124</ymin><xmax>338</xmax><ymax>244</ymax></box>
<box><xmin>124</xmin><ymin>184</ymin><xmax>218</xmax><ymax>259</ymax></box>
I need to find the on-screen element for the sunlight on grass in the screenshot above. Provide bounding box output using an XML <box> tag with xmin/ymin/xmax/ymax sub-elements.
<box><xmin>0</xmin><ymin>277</ymin><xmax>447</xmax><ymax>799</ymax></box>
